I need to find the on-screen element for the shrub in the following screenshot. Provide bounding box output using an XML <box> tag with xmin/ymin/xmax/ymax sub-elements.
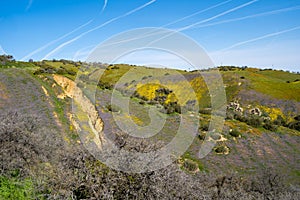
<box><xmin>294</xmin><ymin>115</ymin><xmax>300</xmax><ymax>121</ymax></box>
<box><xmin>174</xmin><ymin>104</ymin><xmax>181</xmax><ymax>114</ymax></box>
<box><xmin>183</xmin><ymin>159</ymin><xmax>198</xmax><ymax>172</ymax></box>
<box><xmin>288</xmin><ymin>121</ymin><xmax>300</xmax><ymax>131</ymax></box>
<box><xmin>56</xmin><ymin>67</ymin><xmax>67</xmax><ymax>75</ymax></box>
<box><xmin>0</xmin><ymin>55</ymin><xmax>14</xmax><ymax>63</ymax></box>
<box><xmin>274</xmin><ymin>115</ymin><xmax>286</xmax><ymax>126</ymax></box>
<box><xmin>162</xmin><ymin>102</ymin><xmax>181</xmax><ymax>114</ymax></box>
<box><xmin>229</xmin><ymin>129</ymin><xmax>241</xmax><ymax>137</ymax></box>
<box><xmin>111</xmin><ymin>66</ymin><xmax>120</xmax><ymax>70</ymax></box>
<box><xmin>141</xmin><ymin>96</ymin><xmax>148</xmax><ymax>101</ymax></box>
<box><xmin>199</xmin><ymin>123</ymin><xmax>209</xmax><ymax>131</ymax></box>
<box><xmin>199</xmin><ymin>108</ymin><xmax>212</xmax><ymax>115</ymax></box>
<box><xmin>226</xmin><ymin>109</ymin><xmax>235</xmax><ymax>120</ymax></box>
<box><xmin>34</xmin><ymin>64</ymin><xmax>56</xmax><ymax>74</ymax></box>
<box><xmin>66</xmin><ymin>68</ymin><xmax>77</xmax><ymax>76</ymax></box>
<box><xmin>98</xmin><ymin>81</ymin><xmax>113</xmax><ymax>90</ymax></box>
<box><xmin>148</xmin><ymin>100</ymin><xmax>157</xmax><ymax>105</ymax></box>
<box><xmin>246</xmin><ymin>115</ymin><xmax>262</xmax><ymax>127</ymax></box>
<box><xmin>0</xmin><ymin>176</ymin><xmax>36</xmax><ymax>200</ymax></box>
<box><xmin>106</xmin><ymin>104</ymin><xmax>120</xmax><ymax>112</ymax></box>
<box><xmin>156</xmin><ymin>88</ymin><xmax>172</xmax><ymax>95</ymax></box>
<box><xmin>198</xmin><ymin>132</ymin><xmax>206</xmax><ymax>140</ymax></box>
<box><xmin>263</xmin><ymin>121</ymin><xmax>277</xmax><ymax>131</ymax></box>
<box><xmin>234</xmin><ymin>113</ymin><xmax>246</xmax><ymax>122</ymax></box>
<box><xmin>214</xmin><ymin>145</ymin><xmax>229</xmax><ymax>154</ymax></box>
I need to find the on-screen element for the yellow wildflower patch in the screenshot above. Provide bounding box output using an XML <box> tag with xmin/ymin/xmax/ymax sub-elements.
<box><xmin>136</xmin><ymin>82</ymin><xmax>161</xmax><ymax>100</ymax></box>
<box><xmin>258</xmin><ymin>106</ymin><xmax>284</xmax><ymax>121</ymax></box>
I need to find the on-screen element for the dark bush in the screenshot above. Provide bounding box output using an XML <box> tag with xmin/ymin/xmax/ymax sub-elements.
<box><xmin>199</xmin><ymin>123</ymin><xmax>209</xmax><ymax>131</ymax></box>
<box><xmin>246</xmin><ymin>115</ymin><xmax>262</xmax><ymax>127</ymax></box>
<box><xmin>234</xmin><ymin>113</ymin><xmax>247</xmax><ymax>122</ymax></box>
<box><xmin>263</xmin><ymin>121</ymin><xmax>278</xmax><ymax>131</ymax></box>
<box><xmin>0</xmin><ymin>55</ymin><xmax>14</xmax><ymax>63</ymax></box>
<box><xmin>288</xmin><ymin>121</ymin><xmax>300</xmax><ymax>131</ymax></box>
<box><xmin>66</xmin><ymin>68</ymin><xmax>77</xmax><ymax>76</ymax></box>
<box><xmin>106</xmin><ymin>104</ymin><xmax>120</xmax><ymax>112</ymax></box>
<box><xmin>198</xmin><ymin>132</ymin><xmax>206</xmax><ymax>140</ymax></box>
<box><xmin>162</xmin><ymin>102</ymin><xmax>181</xmax><ymax>114</ymax></box>
<box><xmin>98</xmin><ymin>81</ymin><xmax>113</xmax><ymax>90</ymax></box>
<box><xmin>156</xmin><ymin>88</ymin><xmax>172</xmax><ymax>95</ymax></box>
<box><xmin>229</xmin><ymin>129</ymin><xmax>241</xmax><ymax>137</ymax></box>
<box><xmin>56</xmin><ymin>67</ymin><xmax>67</xmax><ymax>75</ymax></box>
<box><xmin>274</xmin><ymin>115</ymin><xmax>286</xmax><ymax>126</ymax></box>
<box><xmin>294</xmin><ymin>115</ymin><xmax>300</xmax><ymax>121</ymax></box>
<box><xmin>199</xmin><ymin>108</ymin><xmax>212</xmax><ymax>115</ymax></box>
<box><xmin>214</xmin><ymin>145</ymin><xmax>229</xmax><ymax>154</ymax></box>
<box><xmin>141</xmin><ymin>96</ymin><xmax>148</xmax><ymax>101</ymax></box>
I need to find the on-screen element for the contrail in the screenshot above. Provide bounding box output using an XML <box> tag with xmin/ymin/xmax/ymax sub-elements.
<box><xmin>42</xmin><ymin>0</ymin><xmax>157</xmax><ymax>60</ymax></box>
<box><xmin>21</xmin><ymin>19</ymin><xmax>94</xmax><ymax>61</ymax></box>
<box><xmin>147</xmin><ymin>0</ymin><xmax>259</xmax><ymax>46</ymax></box>
<box><xmin>93</xmin><ymin>0</ymin><xmax>234</xmax><ymax>49</ymax></box>
<box><xmin>22</xmin><ymin>2</ymin><xmax>106</xmax><ymax>61</ymax></box>
<box><xmin>85</xmin><ymin>0</ymin><xmax>300</xmax><ymax>51</ymax></box>
<box><xmin>102</xmin><ymin>0</ymin><xmax>108</xmax><ymax>13</ymax></box>
<box><xmin>73</xmin><ymin>0</ymin><xmax>252</xmax><ymax>57</ymax></box>
<box><xmin>26</xmin><ymin>0</ymin><xmax>33</xmax><ymax>11</ymax></box>
<box><xmin>164</xmin><ymin>0</ymin><xmax>232</xmax><ymax>27</ymax></box>
<box><xmin>179</xmin><ymin>0</ymin><xmax>259</xmax><ymax>32</ymax></box>
<box><xmin>191</xmin><ymin>5</ymin><xmax>300</xmax><ymax>30</ymax></box>
<box><xmin>219</xmin><ymin>26</ymin><xmax>300</xmax><ymax>52</ymax></box>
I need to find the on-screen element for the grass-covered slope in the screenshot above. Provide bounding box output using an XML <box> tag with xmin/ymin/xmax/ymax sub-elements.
<box><xmin>0</xmin><ymin>55</ymin><xmax>300</xmax><ymax>199</ymax></box>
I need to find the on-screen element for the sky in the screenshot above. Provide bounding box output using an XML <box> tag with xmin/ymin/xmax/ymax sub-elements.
<box><xmin>1</xmin><ymin>0</ymin><xmax>300</xmax><ymax>71</ymax></box>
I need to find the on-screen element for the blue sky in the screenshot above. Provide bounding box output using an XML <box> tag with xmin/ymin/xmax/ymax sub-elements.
<box><xmin>1</xmin><ymin>0</ymin><xmax>300</xmax><ymax>71</ymax></box>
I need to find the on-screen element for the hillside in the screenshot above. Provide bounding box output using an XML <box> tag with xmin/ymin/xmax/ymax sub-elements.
<box><xmin>0</xmin><ymin>55</ymin><xmax>300</xmax><ymax>199</ymax></box>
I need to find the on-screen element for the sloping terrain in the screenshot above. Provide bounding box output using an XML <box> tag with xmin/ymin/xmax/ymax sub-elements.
<box><xmin>0</xmin><ymin>56</ymin><xmax>299</xmax><ymax>199</ymax></box>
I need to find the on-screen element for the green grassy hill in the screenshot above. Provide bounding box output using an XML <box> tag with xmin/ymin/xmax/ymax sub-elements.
<box><xmin>0</xmin><ymin>55</ymin><xmax>299</xmax><ymax>199</ymax></box>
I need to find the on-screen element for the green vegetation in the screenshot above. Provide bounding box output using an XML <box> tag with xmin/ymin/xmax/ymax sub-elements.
<box><xmin>181</xmin><ymin>152</ymin><xmax>205</xmax><ymax>172</ymax></box>
<box><xmin>214</xmin><ymin>145</ymin><xmax>229</xmax><ymax>154</ymax></box>
<box><xmin>0</xmin><ymin>55</ymin><xmax>300</xmax><ymax>198</ymax></box>
<box><xmin>0</xmin><ymin>176</ymin><xmax>36</xmax><ymax>200</ymax></box>
<box><xmin>229</xmin><ymin>129</ymin><xmax>241</xmax><ymax>137</ymax></box>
